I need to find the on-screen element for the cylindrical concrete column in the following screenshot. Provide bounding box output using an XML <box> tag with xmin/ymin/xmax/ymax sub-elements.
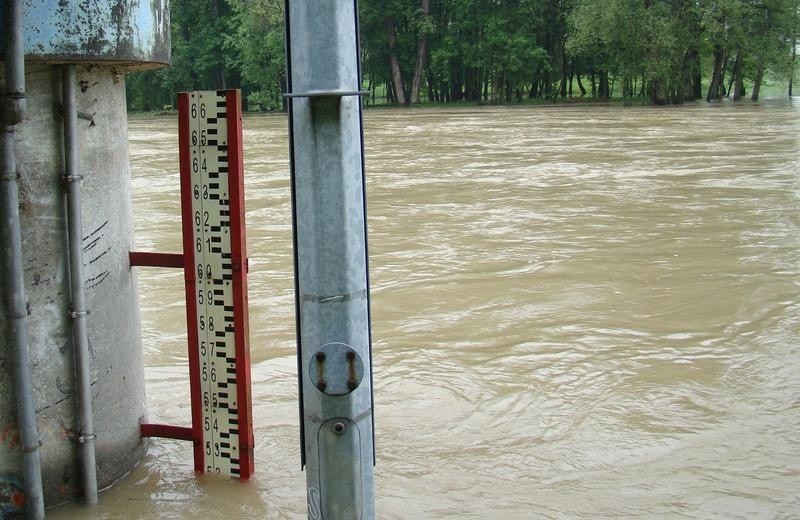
<box><xmin>0</xmin><ymin>1</ymin><xmax>169</xmax><ymax>512</ymax></box>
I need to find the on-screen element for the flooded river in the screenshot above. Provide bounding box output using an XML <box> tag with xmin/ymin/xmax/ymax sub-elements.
<box><xmin>52</xmin><ymin>101</ymin><xmax>800</xmax><ymax>518</ymax></box>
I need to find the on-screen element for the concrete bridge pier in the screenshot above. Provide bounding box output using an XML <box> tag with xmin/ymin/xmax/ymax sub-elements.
<box><xmin>0</xmin><ymin>1</ymin><xmax>169</xmax><ymax>513</ymax></box>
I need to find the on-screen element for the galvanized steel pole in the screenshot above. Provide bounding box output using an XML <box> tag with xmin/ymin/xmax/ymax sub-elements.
<box><xmin>61</xmin><ymin>64</ymin><xmax>99</xmax><ymax>505</ymax></box>
<box><xmin>285</xmin><ymin>1</ymin><xmax>375</xmax><ymax>518</ymax></box>
<box><xmin>1</xmin><ymin>1</ymin><xmax>46</xmax><ymax>517</ymax></box>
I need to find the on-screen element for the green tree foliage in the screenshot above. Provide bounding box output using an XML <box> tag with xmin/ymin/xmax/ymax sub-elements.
<box><xmin>127</xmin><ymin>0</ymin><xmax>232</xmax><ymax>111</ymax></box>
<box><xmin>226</xmin><ymin>0</ymin><xmax>286</xmax><ymax>110</ymax></box>
<box><xmin>126</xmin><ymin>0</ymin><xmax>800</xmax><ymax>109</ymax></box>
<box><xmin>568</xmin><ymin>0</ymin><xmax>703</xmax><ymax>103</ymax></box>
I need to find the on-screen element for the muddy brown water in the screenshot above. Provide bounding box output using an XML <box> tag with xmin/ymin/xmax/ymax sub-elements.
<box><xmin>51</xmin><ymin>101</ymin><xmax>800</xmax><ymax>519</ymax></box>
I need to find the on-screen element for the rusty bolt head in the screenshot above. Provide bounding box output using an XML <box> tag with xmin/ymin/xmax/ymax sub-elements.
<box><xmin>333</xmin><ymin>422</ymin><xmax>346</xmax><ymax>435</ymax></box>
<box><xmin>316</xmin><ymin>352</ymin><xmax>326</xmax><ymax>362</ymax></box>
<box><xmin>317</xmin><ymin>380</ymin><xmax>327</xmax><ymax>391</ymax></box>
<box><xmin>346</xmin><ymin>351</ymin><xmax>356</xmax><ymax>361</ymax></box>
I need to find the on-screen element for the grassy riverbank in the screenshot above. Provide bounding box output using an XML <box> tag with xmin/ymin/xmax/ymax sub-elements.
<box><xmin>128</xmin><ymin>80</ymin><xmax>795</xmax><ymax>118</ymax></box>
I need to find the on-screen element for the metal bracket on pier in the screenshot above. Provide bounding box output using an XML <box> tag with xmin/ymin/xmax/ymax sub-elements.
<box><xmin>129</xmin><ymin>252</ymin><xmax>184</xmax><ymax>268</ymax></box>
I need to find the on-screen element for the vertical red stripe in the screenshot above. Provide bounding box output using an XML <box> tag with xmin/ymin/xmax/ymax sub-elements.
<box><xmin>226</xmin><ymin>89</ymin><xmax>254</xmax><ymax>479</ymax></box>
<box><xmin>178</xmin><ymin>92</ymin><xmax>205</xmax><ymax>473</ymax></box>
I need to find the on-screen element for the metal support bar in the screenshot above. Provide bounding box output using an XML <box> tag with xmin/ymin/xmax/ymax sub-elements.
<box><xmin>139</xmin><ymin>424</ymin><xmax>195</xmax><ymax>441</ymax></box>
<box><xmin>1</xmin><ymin>1</ymin><xmax>46</xmax><ymax>518</ymax></box>
<box><xmin>129</xmin><ymin>251</ymin><xmax>185</xmax><ymax>268</ymax></box>
<box><xmin>61</xmin><ymin>64</ymin><xmax>99</xmax><ymax>505</ymax></box>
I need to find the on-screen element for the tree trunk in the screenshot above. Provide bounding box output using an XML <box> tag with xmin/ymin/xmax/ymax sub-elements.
<box><xmin>576</xmin><ymin>74</ymin><xmax>587</xmax><ymax>96</ymax></box>
<box><xmin>558</xmin><ymin>75</ymin><xmax>567</xmax><ymax>99</ymax></box>
<box><xmin>751</xmin><ymin>65</ymin><xmax>764</xmax><ymax>101</ymax></box>
<box><xmin>692</xmin><ymin>50</ymin><xmax>702</xmax><ymax>100</ymax></box>
<box><xmin>464</xmin><ymin>67</ymin><xmax>480</xmax><ymax>102</ymax></box>
<box><xmin>529</xmin><ymin>76</ymin><xmax>539</xmax><ymax>98</ymax></box>
<box><xmin>732</xmin><ymin>52</ymin><xmax>744</xmax><ymax>101</ymax></box>
<box><xmin>789</xmin><ymin>41</ymin><xmax>796</xmax><ymax>97</ymax></box>
<box><xmin>643</xmin><ymin>0</ymin><xmax>667</xmax><ymax>104</ymax></box>
<box><xmin>723</xmin><ymin>52</ymin><xmax>742</xmax><ymax>101</ymax></box>
<box><xmin>678</xmin><ymin>48</ymin><xmax>697</xmax><ymax>101</ymax></box>
<box><xmin>672</xmin><ymin>53</ymin><xmax>688</xmax><ymax>105</ymax></box>
<box><xmin>559</xmin><ymin>56</ymin><xmax>568</xmax><ymax>98</ymax></box>
<box><xmin>409</xmin><ymin>0</ymin><xmax>431</xmax><ymax>105</ymax></box>
<box><xmin>386</xmin><ymin>17</ymin><xmax>407</xmax><ymax>106</ymax></box>
<box><xmin>650</xmin><ymin>80</ymin><xmax>667</xmax><ymax>105</ymax></box>
<box><xmin>568</xmin><ymin>59</ymin><xmax>575</xmax><ymax>97</ymax></box>
<box><xmin>598</xmin><ymin>70</ymin><xmax>609</xmax><ymax>100</ymax></box>
<box><xmin>212</xmin><ymin>0</ymin><xmax>226</xmax><ymax>89</ymax></box>
<box><xmin>425</xmin><ymin>64</ymin><xmax>437</xmax><ymax>102</ymax></box>
<box><xmin>543</xmin><ymin>70</ymin><xmax>552</xmax><ymax>99</ymax></box>
<box><xmin>706</xmin><ymin>46</ymin><xmax>725</xmax><ymax>102</ymax></box>
<box><xmin>450</xmin><ymin>65</ymin><xmax>463</xmax><ymax>101</ymax></box>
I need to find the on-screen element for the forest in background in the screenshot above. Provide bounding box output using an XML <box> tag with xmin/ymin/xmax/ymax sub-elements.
<box><xmin>126</xmin><ymin>0</ymin><xmax>800</xmax><ymax>111</ymax></box>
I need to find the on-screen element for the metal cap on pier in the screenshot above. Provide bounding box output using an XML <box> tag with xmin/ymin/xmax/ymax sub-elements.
<box><xmin>0</xmin><ymin>0</ymin><xmax>169</xmax><ymax>66</ymax></box>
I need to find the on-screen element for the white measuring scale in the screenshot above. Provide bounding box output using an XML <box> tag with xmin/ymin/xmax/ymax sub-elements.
<box><xmin>179</xmin><ymin>90</ymin><xmax>253</xmax><ymax>478</ymax></box>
